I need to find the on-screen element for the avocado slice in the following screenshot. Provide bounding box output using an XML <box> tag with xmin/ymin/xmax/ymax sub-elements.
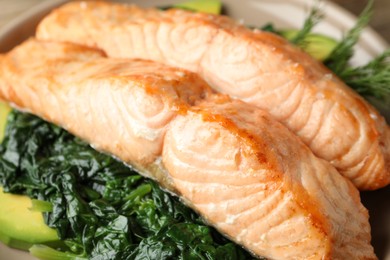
<box><xmin>0</xmin><ymin>187</ymin><xmax>59</xmax><ymax>251</ymax></box>
<box><xmin>0</xmin><ymin>101</ymin><xmax>11</xmax><ymax>142</ymax></box>
<box><xmin>280</xmin><ymin>29</ymin><xmax>338</xmax><ymax>61</ymax></box>
<box><xmin>173</xmin><ymin>0</ymin><xmax>221</xmax><ymax>14</ymax></box>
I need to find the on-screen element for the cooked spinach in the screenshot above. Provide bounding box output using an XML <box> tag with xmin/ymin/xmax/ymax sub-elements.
<box><xmin>0</xmin><ymin>111</ymin><xmax>256</xmax><ymax>260</ymax></box>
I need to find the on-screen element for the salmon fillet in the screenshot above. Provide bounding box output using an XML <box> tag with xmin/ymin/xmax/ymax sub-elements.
<box><xmin>0</xmin><ymin>39</ymin><xmax>375</xmax><ymax>259</ymax></box>
<box><xmin>164</xmin><ymin>95</ymin><xmax>375</xmax><ymax>259</ymax></box>
<box><xmin>36</xmin><ymin>1</ymin><xmax>390</xmax><ymax>190</ymax></box>
<box><xmin>0</xmin><ymin>38</ymin><xmax>212</xmax><ymax>182</ymax></box>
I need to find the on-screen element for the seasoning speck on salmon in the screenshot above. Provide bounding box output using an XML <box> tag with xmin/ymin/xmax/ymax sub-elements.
<box><xmin>36</xmin><ymin>1</ymin><xmax>390</xmax><ymax>190</ymax></box>
<box><xmin>0</xmin><ymin>39</ymin><xmax>376</xmax><ymax>259</ymax></box>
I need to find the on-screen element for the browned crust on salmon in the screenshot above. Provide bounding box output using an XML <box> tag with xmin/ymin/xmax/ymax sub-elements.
<box><xmin>163</xmin><ymin>96</ymin><xmax>375</xmax><ymax>259</ymax></box>
<box><xmin>0</xmin><ymin>38</ymin><xmax>212</xmax><ymax>169</ymax></box>
<box><xmin>36</xmin><ymin>1</ymin><xmax>390</xmax><ymax>190</ymax></box>
<box><xmin>0</xmin><ymin>39</ymin><xmax>376</xmax><ymax>259</ymax></box>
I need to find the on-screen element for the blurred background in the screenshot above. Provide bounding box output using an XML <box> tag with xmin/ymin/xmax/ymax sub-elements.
<box><xmin>332</xmin><ymin>0</ymin><xmax>390</xmax><ymax>43</ymax></box>
<box><xmin>0</xmin><ymin>0</ymin><xmax>389</xmax><ymax>43</ymax></box>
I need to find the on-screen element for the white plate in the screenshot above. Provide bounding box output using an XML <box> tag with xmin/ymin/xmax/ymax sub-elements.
<box><xmin>0</xmin><ymin>0</ymin><xmax>389</xmax><ymax>259</ymax></box>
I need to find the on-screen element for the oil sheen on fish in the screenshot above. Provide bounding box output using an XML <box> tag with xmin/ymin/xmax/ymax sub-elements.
<box><xmin>0</xmin><ymin>38</ymin><xmax>212</xmax><ymax>183</ymax></box>
<box><xmin>0</xmin><ymin>39</ymin><xmax>376</xmax><ymax>259</ymax></box>
<box><xmin>164</xmin><ymin>95</ymin><xmax>375</xmax><ymax>259</ymax></box>
<box><xmin>36</xmin><ymin>1</ymin><xmax>390</xmax><ymax>190</ymax></box>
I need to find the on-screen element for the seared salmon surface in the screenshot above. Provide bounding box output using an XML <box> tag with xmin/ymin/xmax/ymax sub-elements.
<box><xmin>0</xmin><ymin>38</ymin><xmax>212</xmax><ymax>181</ymax></box>
<box><xmin>36</xmin><ymin>1</ymin><xmax>390</xmax><ymax>190</ymax></box>
<box><xmin>0</xmin><ymin>39</ymin><xmax>376</xmax><ymax>259</ymax></box>
<box><xmin>164</xmin><ymin>95</ymin><xmax>375</xmax><ymax>259</ymax></box>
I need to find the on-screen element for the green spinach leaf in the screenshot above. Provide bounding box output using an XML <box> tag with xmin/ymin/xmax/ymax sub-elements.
<box><xmin>0</xmin><ymin>111</ymin><xmax>256</xmax><ymax>260</ymax></box>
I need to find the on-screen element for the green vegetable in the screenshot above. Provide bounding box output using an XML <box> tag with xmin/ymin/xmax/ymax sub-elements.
<box><xmin>260</xmin><ymin>5</ymin><xmax>337</xmax><ymax>61</ymax></box>
<box><xmin>0</xmin><ymin>187</ymin><xmax>59</xmax><ymax>250</ymax></box>
<box><xmin>321</xmin><ymin>0</ymin><xmax>390</xmax><ymax>99</ymax></box>
<box><xmin>273</xmin><ymin>0</ymin><xmax>390</xmax><ymax>100</ymax></box>
<box><xmin>30</xmin><ymin>245</ymin><xmax>87</xmax><ymax>260</ymax></box>
<box><xmin>324</xmin><ymin>0</ymin><xmax>373</xmax><ymax>75</ymax></box>
<box><xmin>0</xmin><ymin>111</ymin><xmax>256</xmax><ymax>260</ymax></box>
<box><xmin>334</xmin><ymin>49</ymin><xmax>390</xmax><ymax>98</ymax></box>
<box><xmin>288</xmin><ymin>3</ymin><xmax>323</xmax><ymax>46</ymax></box>
<box><xmin>1</xmin><ymin>1</ymin><xmax>388</xmax><ymax>259</ymax></box>
<box><xmin>161</xmin><ymin>0</ymin><xmax>222</xmax><ymax>14</ymax></box>
<box><xmin>0</xmin><ymin>101</ymin><xmax>11</xmax><ymax>142</ymax></box>
<box><xmin>260</xmin><ymin>23</ymin><xmax>277</xmax><ymax>33</ymax></box>
<box><xmin>280</xmin><ymin>30</ymin><xmax>337</xmax><ymax>61</ymax></box>
<box><xmin>30</xmin><ymin>199</ymin><xmax>54</xmax><ymax>213</ymax></box>
<box><xmin>173</xmin><ymin>0</ymin><xmax>221</xmax><ymax>14</ymax></box>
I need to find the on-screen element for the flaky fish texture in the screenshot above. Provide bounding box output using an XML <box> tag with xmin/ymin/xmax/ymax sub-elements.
<box><xmin>164</xmin><ymin>96</ymin><xmax>375</xmax><ymax>259</ymax></box>
<box><xmin>0</xmin><ymin>39</ymin><xmax>376</xmax><ymax>259</ymax></box>
<box><xmin>0</xmin><ymin>38</ymin><xmax>212</xmax><ymax>177</ymax></box>
<box><xmin>36</xmin><ymin>1</ymin><xmax>390</xmax><ymax>190</ymax></box>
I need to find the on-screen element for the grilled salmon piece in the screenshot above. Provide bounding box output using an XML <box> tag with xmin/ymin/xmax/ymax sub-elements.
<box><xmin>36</xmin><ymin>1</ymin><xmax>390</xmax><ymax>190</ymax></box>
<box><xmin>163</xmin><ymin>95</ymin><xmax>375</xmax><ymax>259</ymax></box>
<box><xmin>0</xmin><ymin>39</ymin><xmax>375</xmax><ymax>259</ymax></box>
<box><xmin>0</xmin><ymin>38</ymin><xmax>212</xmax><ymax>180</ymax></box>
